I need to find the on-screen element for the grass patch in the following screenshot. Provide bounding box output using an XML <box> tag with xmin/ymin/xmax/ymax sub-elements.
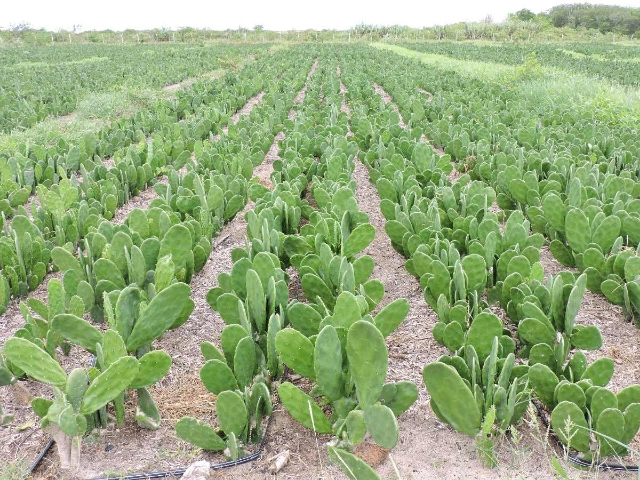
<box><xmin>560</xmin><ymin>48</ymin><xmax>640</xmax><ymax>63</ymax></box>
<box><xmin>0</xmin><ymin>72</ymin><xmax>224</xmax><ymax>156</ymax></box>
<box><xmin>0</xmin><ymin>459</ymin><xmax>28</xmax><ymax>480</ymax></box>
<box><xmin>514</xmin><ymin>68</ymin><xmax>640</xmax><ymax>127</ymax></box>
<box><xmin>0</xmin><ymin>56</ymin><xmax>259</xmax><ymax>157</ymax></box>
<box><xmin>371</xmin><ymin>42</ymin><xmax>515</xmax><ymax>80</ymax></box>
<box><xmin>10</xmin><ymin>56</ymin><xmax>109</xmax><ymax>69</ymax></box>
<box><xmin>0</xmin><ymin>88</ymin><xmax>157</xmax><ymax>155</ymax></box>
<box><xmin>374</xmin><ymin>42</ymin><xmax>640</xmax><ymax>128</ymax></box>
<box><xmin>75</xmin><ymin>89</ymin><xmax>159</xmax><ymax>120</ymax></box>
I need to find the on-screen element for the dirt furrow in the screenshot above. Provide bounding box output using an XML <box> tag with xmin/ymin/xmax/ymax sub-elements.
<box><xmin>373</xmin><ymin>82</ymin><xmax>445</xmax><ymax>157</ymax></box>
<box><xmin>336</xmin><ymin>65</ymin><xmax>352</xmax><ymax>120</ymax></box>
<box><xmin>112</xmin><ymin>176</ymin><xmax>168</xmax><ymax>225</ymax></box>
<box><xmin>343</xmin><ymin>71</ymin><xmax>441</xmax><ymax>393</ymax></box>
<box><xmin>374</xmin><ymin>82</ymin><xmax>406</xmax><ymax>128</ymax></box>
<box><xmin>289</xmin><ymin>58</ymin><xmax>318</xmax><ymax>120</ymax></box>
<box><xmin>223</xmin><ymin>91</ymin><xmax>266</xmax><ymax>135</ymax></box>
<box><xmin>352</xmin><ymin>160</ymin><xmax>442</xmax><ymax>395</ymax></box>
<box><xmin>161</xmin><ymin>62</ymin><xmax>319</xmax><ymax>371</ymax></box>
<box><xmin>163</xmin><ymin>69</ymin><xmax>226</xmax><ymax>95</ymax></box>
<box><xmin>346</xmin><ymin>72</ymin><xmax>501</xmax><ymax>479</ymax></box>
<box><xmin>419</xmin><ymin>87</ymin><xmax>434</xmax><ymax>102</ymax></box>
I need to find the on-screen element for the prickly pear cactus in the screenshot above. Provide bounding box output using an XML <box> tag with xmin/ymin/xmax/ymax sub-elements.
<box><xmin>276</xmin><ymin>382</ymin><xmax>332</xmax><ymax>433</ymax></box>
<box><xmin>4</xmin><ymin>337</ymin><xmax>67</xmax><ymax>387</ymax></box>
<box><xmin>422</xmin><ymin>362</ymin><xmax>481</xmax><ymax>436</ymax></box>
<box><xmin>347</xmin><ymin>321</ymin><xmax>388</xmax><ymax>408</ymax></box>
<box><xmin>175</xmin><ymin>417</ymin><xmax>226</xmax><ymax>451</ymax></box>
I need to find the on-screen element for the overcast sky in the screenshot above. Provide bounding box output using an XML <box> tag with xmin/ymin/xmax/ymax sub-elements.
<box><xmin>3</xmin><ymin>0</ymin><xmax>640</xmax><ymax>32</ymax></box>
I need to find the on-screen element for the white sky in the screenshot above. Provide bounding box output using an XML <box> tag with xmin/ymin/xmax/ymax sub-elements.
<box><xmin>2</xmin><ymin>0</ymin><xmax>640</xmax><ymax>32</ymax></box>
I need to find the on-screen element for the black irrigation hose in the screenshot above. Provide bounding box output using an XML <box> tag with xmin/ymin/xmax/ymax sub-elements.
<box><xmin>24</xmin><ymin>367</ymin><xmax>288</xmax><ymax>480</ymax></box>
<box><xmin>24</xmin><ymin>439</ymin><xmax>54</xmax><ymax>479</ymax></box>
<box><xmin>90</xmin><ymin>411</ymin><xmax>277</xmax><ymax>480</ymax></box>
<box><xmin>533</xmin><ymin>400</ymin><xmax>640</xmax><ymax>472</ymax></box>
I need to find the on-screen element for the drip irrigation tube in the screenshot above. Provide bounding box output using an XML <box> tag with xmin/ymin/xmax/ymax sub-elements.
<box><xmin>23</xmin><ymin>368</ymin><xmax>287</xmax><ymax>480</ymax></box>
<box><xmin>24</xmin><ymin>439</ymin><xmax>54</xmax><ymax>479</ymax></box>
<box><xmin>90</xmin><ymin>411</ymin><xmax>276</xmax><ymax>480</ymax></box>
<box><xmin>533</xmin><ymin>401</ymin><xmax>639</xmax><ymax>472</ymax></box>
<box><xmin>23</xmin><ymin>394</ymin><xmax>277</xmax><ymax>480</ymax></box>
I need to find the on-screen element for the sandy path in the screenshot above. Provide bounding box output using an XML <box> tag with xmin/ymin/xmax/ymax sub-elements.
<box><xmin>419</xmin><ymin>87</ymin><xmax>434</xmax><ymax>102</ymax></box>
<box><xmin>163</xmin><ymin>69</ymin><xmax>226</xmax><ymax>93</ymax></box>
<box><xmin>374</xmin><ymin>82</ymin><xmax>406</xmax><ymax>128</ymax></box>
<box><xmin>374</xmin><ymin>82</ymin><xmax>445</xmax><ymax>157</ymax></box>
<box><xmin>222</xmin><ymin>91</ymin><xmax>265</xmax><ymax>135</ymax></box>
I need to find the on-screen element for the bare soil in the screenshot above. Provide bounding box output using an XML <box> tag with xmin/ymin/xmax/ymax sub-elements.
<box><xmin>374</xmin><ymin>83</ymin><xmax>406</xmax><ymax>128</ymax></box>
<box><xmin>418</xmin><ymin>87</ymin><xmax>434</xmax><ymax>102</ymax></box>
<box><xmin>336</xmin><ymin>66</ymin><xmax>351</xmax><ymax>119</ymax></box>
<box><xmin>289</xmin><ymin>59</ymin><xmax>318</xmax><ymax>119</ymax></box>
<box><xmin>163</xmin><ymin>69</ymin><xmax>226</xmax><ymax>94</ymax></box>
<box><xmin>112</xmin><ymin>176</ymin><xmax>168</xmax><ymax>225</ymax></box>
<box><xmin>163</xmin><ymin>83</ymin><xmax>182</xmax><ymax>92</ymax></box>
<box><xmin>102</xmin><ymin>157</ymin><xmax>116</xmax><ymax>169</ymax></box>
<box><xmin>223</xmin><ymin>91</ymin><xmax>265</xmax><ymax>134</ymax></box>
<box><xmin>57</xmin><ymin>113</ymin><xmax>77</xmax><ymax>124</ymax></box>
<box><xmin>374</xmin><ymin>83</ymin><xmax>445</xmax><ymax>156</ymax></box>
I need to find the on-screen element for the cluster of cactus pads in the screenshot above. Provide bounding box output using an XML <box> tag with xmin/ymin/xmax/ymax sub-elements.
<box><xmin>0</xmin><ymin>282</ymin><xmax>193</xmax><ymax>469</ymax></box>
<box><xmin>175</xmin><ymin>97</ymin><xmax>416</xmax><ymax>478</ymax></box>
<box><xmin>0</xmin><ymin>57</ymin><xmax>320</xmax><ymax>474</ymax></box>
<box><xmin>412</xmin><ymin>201</ymin><xmax>640</xmax><ymax>461</ymax></box>
<box><xmin>352</xmin><ymin>87</ymin><xmax>640</xmax><ymax>467</ymax></box>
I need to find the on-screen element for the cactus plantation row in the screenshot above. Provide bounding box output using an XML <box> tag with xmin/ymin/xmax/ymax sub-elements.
<box><xmin>2</xmin><ymin>42</ymin><xmax>640</xmax><ymax>478</ymax></box>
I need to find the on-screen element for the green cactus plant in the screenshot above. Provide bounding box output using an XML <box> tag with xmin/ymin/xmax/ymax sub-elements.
<box><xmin>125</xmin><ymin>282</ymin><xmax>194</xmax><ymax>351</ymax></box>
<box><xmin>423</xmin><ymin>362</ymin><xmax>481</xmax><ymax>436</ymax></box>
<box><xmin>3</xmin><ymin>337</ymin><xmax>67</xmax><ymax>387</ymax></box>
<box><xmin>327</xmin><ymin>446</ymin><xmax>381</xmax><ymax>480</ymax></box>
<box><xmin>423</xmin><ymin>338</ymin><xmax>529</xmax><ymax>465</ymax></box>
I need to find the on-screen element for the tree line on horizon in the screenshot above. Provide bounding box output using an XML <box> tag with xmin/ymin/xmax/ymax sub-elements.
<box><xmin>511</xmin><ymin>4</ymin><xmax>640</xmax><ymax>36</ymax></box>
<box><xmin>1</xmin><ymin>3</ymin><xmax>640</xmax><ymax>45</ymax></box>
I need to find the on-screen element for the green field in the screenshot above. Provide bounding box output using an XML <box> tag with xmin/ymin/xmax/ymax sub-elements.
<box><xmin>2</xmin><ymin>41</ymin><xmax>640</xmax><ymax>479</ymax></box>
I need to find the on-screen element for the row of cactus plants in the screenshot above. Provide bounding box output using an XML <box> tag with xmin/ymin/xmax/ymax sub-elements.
<box><xmin>0</xmin><ymin>56</ymin><xmax>315</xmax><ymax>473</ymax></box>
<box><xmin>359</xmin><ymin>43</ymin><xmax>640</xmax><ymax>325</ymax></box>
<box><xmin>174</xmin><ymin>59</ymin><xmax>416</xmax><ymax>479</ymax></box>
<box><xmin>338</xmin><ymin>50</ymin><xmax>640</xmax><ymax>466</ymax></box>
<box><xmin>0</xmin><ymin>47</ymin><xmax>309</xmax><ymax>315</ymax></box>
